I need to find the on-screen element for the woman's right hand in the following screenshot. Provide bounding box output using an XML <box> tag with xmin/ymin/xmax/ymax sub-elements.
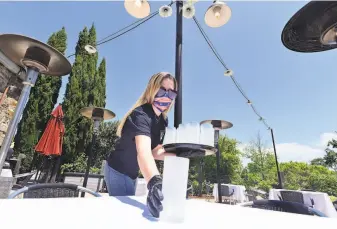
<box><xmin>146</xmin><ymin>175</ymin><xmax>164</xmax><ymax>218</ymax></box>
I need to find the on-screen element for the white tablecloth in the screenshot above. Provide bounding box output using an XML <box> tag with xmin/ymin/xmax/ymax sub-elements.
<box><xmin>0</xmin><ymin>196</ymin><xmax>336</xmax><ymax>228</ymax></box>
<box><xmin>213</xmin><ymin>184</ymin><xmax>247</xmax><ymax>203</ymax></box>
<box><xmin>269</xmin><ymin>189</ymin><xmax>337</xmax><ymax>218</ymax></box>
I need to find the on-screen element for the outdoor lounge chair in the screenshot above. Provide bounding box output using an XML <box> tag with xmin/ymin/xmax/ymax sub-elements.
<box><xmin>8</xmin><ymin>183</ymin><xmax>101</xmax><ymax>199</ymax></box>
<box><xmin>239</xmin><ymin>200</ymin><xmax>326</xmax><ymax>217</ymax></box>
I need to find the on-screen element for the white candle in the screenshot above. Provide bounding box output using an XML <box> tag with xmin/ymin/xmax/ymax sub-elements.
<box><xmin>163</xmin><ymin>127</ymin><xmax>176</xmax><ymax>145</ymax></box>
<box><xmin>200</xmin><ymin>123</ymin><xmax>215</xmax><ymax>146</ymax></box>
<box><xmin>161</xmin><ymin>156</ymin><xmax>190</xmax><ymax>223</ymax></box>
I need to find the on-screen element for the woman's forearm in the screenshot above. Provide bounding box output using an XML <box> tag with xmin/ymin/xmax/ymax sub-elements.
<box><xmin>137</xmin><ymin>153</ymin><xmax>160</xmax><ymax>182</ymax></box>
<box><xmin>153</xmin><ymin>152</ymin><xmax>176</xmax><ymax>160</ymax></box>
<box><xmin>135</xmin><ymin>135</ymin><xmax>160</xmax><ymax>182</ymax></box>
<box><xmin>152</xmin><ymin>145</ymin><xmax>176</xmax><ymax>160</ymax></box>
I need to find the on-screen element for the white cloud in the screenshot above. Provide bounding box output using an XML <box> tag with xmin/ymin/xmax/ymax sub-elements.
<box><xmin>319</xmin><ymin>132</ymin><xmax>337</xmax><ymax>148</ymax></box>
<box><xmin>274</xmin><ymin>143</ymin><xmax>324</xmax><ymax>163</ymax></box>
<box><xmin>239</xmin><ymin>132</ymin><xmax>337</xmax><ymax>165</ymax></box>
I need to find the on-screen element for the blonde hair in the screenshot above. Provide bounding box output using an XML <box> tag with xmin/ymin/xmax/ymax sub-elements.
<box><xmin>116</xmin><ymin>72</ymin><xmax>178</xmax><ymax>137</ymax></box>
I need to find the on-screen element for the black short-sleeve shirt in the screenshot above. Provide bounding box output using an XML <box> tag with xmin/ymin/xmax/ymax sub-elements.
<box><xmin>107</xmin><ymin>103</ymin><xmax>168</xmax><ymax>180</ymax></box>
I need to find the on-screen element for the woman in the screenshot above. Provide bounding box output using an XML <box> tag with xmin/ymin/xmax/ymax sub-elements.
<box><xmin>104</xmin><ymin>72</ymin><xmax>178</xmax><ymax>218</ymax></box>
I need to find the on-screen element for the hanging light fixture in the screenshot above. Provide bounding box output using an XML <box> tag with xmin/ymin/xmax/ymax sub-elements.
<box><xmin>159</xmin><ymin>5</ymin><xmax>172</xmax><ymax>18</ymax></box>
<box><xmin>124</xmin><ymin>0</ymin><xmax>151</xmax><ymax>19</ymax></box>
<box><xmin>204</xmin><ymin>0</ymin><xmax>231</xmax><ymax>28</ymax></box>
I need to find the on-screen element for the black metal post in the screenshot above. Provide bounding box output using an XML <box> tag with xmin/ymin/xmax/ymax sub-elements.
<box><xmin>214</xmin><ymin>130</ymin><xmax>222</xmax><ymax>203</ymax></box>
<box><xmin>174</xmin><ymin>0</ymin><xmax>183</xmax><ymax>128</ymax></box>
<box><xmin>81</xmin><ymin>131</ymin><xmax>97</xmax><ymax>197</ymax></box>
<box><xmin>270</xmin><ymin>128</ymin><xmax>283</xmax><ymax>189</ymax></box>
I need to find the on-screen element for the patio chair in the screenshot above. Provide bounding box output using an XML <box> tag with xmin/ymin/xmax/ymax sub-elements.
<box><xmin>279</xmin><ymin>190</ymin><xmax>314</xmax><ymax>207</ymax></box>
<box><xmin>239</xmin><ymin>200</ymin><xmax>326</xmax><ymax>217</ymax></box>
<box><xmin>220</xmin><ymin>185</ymin><xmax>235</xmax><ymax>205</ymax></box>
<box><xmin>8</xmin><ymin>183</ymin><xmax>102</xmax><ymax>199</ymax></box>
<box><xmin>12</xmin><ymin>171</ymin><xmax>36</xmax><ymax>190</ymax></box>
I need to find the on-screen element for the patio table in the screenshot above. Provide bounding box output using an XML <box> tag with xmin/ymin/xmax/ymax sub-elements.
<box><xmin>0</xmin><ymin>196</ymin><xmax>336</xmax><ymax>228</ymax></box>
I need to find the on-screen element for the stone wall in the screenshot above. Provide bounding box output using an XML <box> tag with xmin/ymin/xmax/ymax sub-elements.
<box><xmin>0</xmin><ymin>62</ymin><xmax>23</xmax><ymax>101</ymax></box>
<box><xmin>0</xmin><ymin>63</ymin><xmax>21</xmax><ymax>146</ymax></box>
<box><xmin>0</xmin><ymin>92</ymin><xmax>17</xmax><ymax>145</ymax></box>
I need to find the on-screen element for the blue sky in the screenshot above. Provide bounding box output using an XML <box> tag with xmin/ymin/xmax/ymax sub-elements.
<box><xmin>1</xmin><ymin>1</ymin><xmax>336</xmax><ymax>162</ymax></box>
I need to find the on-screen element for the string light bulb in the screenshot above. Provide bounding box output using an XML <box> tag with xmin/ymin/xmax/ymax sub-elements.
<box><xmin>85</xmin><ymin>45</ymin><xmax>97</xmax><ymax>54</ymax></box>
<box><xmin>135</xmin><ymin>0</ymin><xmax>142</xmax><ymax>8</ymax></box>
<box><xmin>224</xmin><ymin>69</ymin><xmax>233</xmax><ymax>76</ymax></box>
<box><xmin>214</xmin><ymin>7</ymin><xmax>221</xmax><ymax>19</ymax></box>
<box><xmin>159</xmin><ymin>5</ymin><xmax>173</xmax><ymax>18</ymax></box>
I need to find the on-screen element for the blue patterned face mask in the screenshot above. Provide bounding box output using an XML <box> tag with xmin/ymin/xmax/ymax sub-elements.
<box><xmin>153</xmin><ymin>100</ymin><xmax>171</xmax><ymax>112</ymax></box>
<box><xmin>153</xmin><ymin>87</ymin><xmax>177</xmax><ymax>113</ymax></box>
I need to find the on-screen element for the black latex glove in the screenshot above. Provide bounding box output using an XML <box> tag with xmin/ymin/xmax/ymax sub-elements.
<box><xmin>147</xmin><ymin>175</ymin><xmax>164</xmax><ymax>218</ymax></box>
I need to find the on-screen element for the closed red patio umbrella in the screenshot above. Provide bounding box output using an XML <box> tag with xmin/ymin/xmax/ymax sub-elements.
<box><xmin>35</xmin><ymin>104</ymin><xmax>64</xmax><ymax>156</ymax></box>
<box><xmin>34</xmin><ymin>104</ymin><xmax>64</xmax><ymax>183</ymax></box>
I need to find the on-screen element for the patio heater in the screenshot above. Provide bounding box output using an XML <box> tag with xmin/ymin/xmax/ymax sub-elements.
<box><xmin>281</xmin><ymin>1</ymin><xmax>337</xmax><ymax>53</ymax></box>
<box><xmin>79</xmin><ymin>106</ymin><xmax>115</xmax><ymax>197</ymax></box>
<box><xmin>0</xmin><ymin>34</ymin><xmax>71</xmax><ymax>173</ymax></box>
<box><xmin>124</xmin><ymin>0</ymin><xmax>232</xmax><ymax>128</ymax></box>
<box><xmin>200</xmin><ymin>119</ymin><xmax>233</xmax><ymax>204</ymax></box>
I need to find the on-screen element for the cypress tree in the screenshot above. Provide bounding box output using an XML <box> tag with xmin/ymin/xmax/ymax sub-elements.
<box><xmin>13</xmin><ymin>28</ymin><xmax>67</xmax><ymax>170</ymax></box>
<box><xmin>94</xmin><ymin>58</ymin><xmax>106</xmax><ymax>108</ymax></box>
<box><xmin>62</xmin><ymin>24</ymin><xmax>99</xmax><ymax>163</ymax></box>
<box><xmin>62</xmin><ymin>28</ymin><xmax>89</xmax><ymax>163</ymax></box>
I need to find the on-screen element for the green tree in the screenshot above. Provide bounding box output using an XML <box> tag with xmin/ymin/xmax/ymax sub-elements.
<box><xmin>189</xmin><ymin>135</ymin><xmax>243</xmax><ymax>194</ymax></box>
<box><xmin>62</xmin><ymin>25</ymin><xmax>99</xmax><ymax>163</ymax></box>
<box><xmin>310</xmin><ymin>157</ymin><xmax>326</xmax><ymax>166</ymax></box>
<box><xmin>310</xmin><ymin>135</ymin><xmax>337</xmax><ymax>171</ymax></box>
<box><xmin>77</xmin><ymin>25</ymin><xmax>99</xmax><ymax>155</ymax></box>
<box><xmin>92</xmin><ymin>121</ymin><xmax>119</xmax><ymax>168</ymax></box>
<box><xmin>61</xmin><ymin>121</ymin><xmax>119</xmax><ymax>174</ymax></box>
<box><xmin>323</xmin><ymin>149</ymin><xmax>337</xmax><ymax>172</ymax></box>
<box><xmin>242</xmin><ymin>133</ymin><xmax>278</xmax><ymax>191</ymax></box>
<box><xmin>14</xmin><ymin>28</ymin><xmax>67</xmax><ymax>170</ymax></box>
<box><xmin>280</xmin><ymin>162</ymin><xmax>337</xmax><ymax>196</ymax></box>
<box><xmin>93</xmin><ymin>58</ymin><xmax>107</xmax><ymax>108</ymax></box>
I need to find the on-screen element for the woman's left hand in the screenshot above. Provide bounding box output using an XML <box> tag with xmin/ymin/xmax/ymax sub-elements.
<box><xmin>152</xmin><ymin>145</ymin><xmax>175</xmax><ymax>160</ymax></box>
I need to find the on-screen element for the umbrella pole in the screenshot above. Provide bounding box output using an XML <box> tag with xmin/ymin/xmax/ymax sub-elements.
<box><xmin>29</xmin><ymin>152</ymin><xmax>38</xmax><ymax>172</ymax></box>
<box><xmin>49</xmin><ymin>156</ymin><xmax>61</xmax><ymax>183</ymax></box>
<box><xmin>81</xmin><ymin>120</ymin><xmax>99</xmax><ymax>197</ymax></box>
